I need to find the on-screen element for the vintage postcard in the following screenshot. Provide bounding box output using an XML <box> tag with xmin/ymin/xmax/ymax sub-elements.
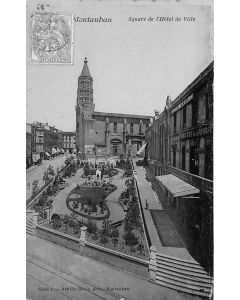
<box><xmin>26</xmin><ymin>0</ymin><xmax>213</xmax><ymax>299</ymax></box>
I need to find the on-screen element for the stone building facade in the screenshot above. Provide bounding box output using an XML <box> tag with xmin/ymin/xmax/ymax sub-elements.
<box><xmin>26</xmin><ymin>123</ymin><xmax>32</xmax><ymax>168</ymax></box>
<box><xmin>76</xmin><ymin>58</ymin><xmax>151</xmax><ymax>158</ymax></box>
<box><xmin>169</xmin><ymin>62</ymin><xmax>213</xmax><ymax>180</ymax></box>
<box><xmin>62</xmin><ymin>131</ymin><xmax>76</xmax><ymax>153</ymax></box>
<box><xmin>31</xmin><ymin>122</ymin><xmax>62</xmax><ymax>156</ymax></box>
<box><xmin>146</xmin><ymin>61</ymin><xmax>213</xmax><ymax>180</ymax></box>
<box><xmin>145</xmin><ymin>61</ymin><xmax>213</xmax><ymax>274</ymax></box>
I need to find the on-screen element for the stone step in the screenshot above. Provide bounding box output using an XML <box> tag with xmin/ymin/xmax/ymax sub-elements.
<box><xmin>156</xmin><ymin>275</ymin><xmax>211</xmax><ymax>298</ymax></box>
<box><xmin>156</xmin><ymin>252</ymin><xmax>200</xmax><ymax>265</ymax></box>
<box><xmin>156</xmin><ymin>267</ymin><xmax>212</xmax><ymax>284</ymax></box>
<box><xmin>156</xmin><ymin>258</ymin><xmax>209</xmax><ymax>277</ymax></box>
<box><xmin>26</xmin><ymin>228</ymin><xmax>35</xmax><ymax>235</ymax></box>
<box><xmin>156</xmin><ymin>261</ymin><xmax>210</xmax><ymax>280</ymax></box>
<box><xmin>26</xmin><ymin>219</ymin><xmax>34</xmax><ymax>226</ymax></box>
<box><xmin>156</xmin><ymin>252</ymin><xmax>204</xmax><ymax>270</ymax></box>
<box><xmin>156</xmin><ymin>269</ymin><xmax>212</xmax><ymax>289</ymax></box>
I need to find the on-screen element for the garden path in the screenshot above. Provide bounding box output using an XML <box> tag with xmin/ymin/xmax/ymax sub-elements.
<box><xmin>51</xmin><ymin>168</ymin><xmax>85</xmax><ymax>216</ymax></box>
<box><xmin>106</xmin><ymin>170</ymin><xmax>126</xmax><ymax>224</ymax></box>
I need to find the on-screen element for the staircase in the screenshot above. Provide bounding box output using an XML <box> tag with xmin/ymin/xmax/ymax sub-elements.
<box><xmin>155</xmin><ymin>252</ymin><xmax>213</xmax><ymax>298</ymax></box>
<box><xmin>26</xmin><ymin>210</ymin><xmax>39</xmax><ymax>235</ymax></box>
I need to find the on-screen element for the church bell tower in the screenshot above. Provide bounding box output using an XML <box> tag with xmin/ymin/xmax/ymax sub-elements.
<box><xmin>76</xmin><ymin>58</ymin><xmax>96</xmax><ymax>157</ymax></box>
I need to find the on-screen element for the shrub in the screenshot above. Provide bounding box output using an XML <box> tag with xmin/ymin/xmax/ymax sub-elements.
<box><xmin>68</xmin><ymin>220</ymin><xmax>76</xmax><ymax>227</ymax></box>
<box><xmin>124</xmin><ymin>231</ymin><xmax>138</xmax><ymax>246</ymax></box>
<box><xmin>39</xmin><ymin>210</ymin><xmax>47</xmax><ymax>220</ymax></box>
<box><xmin>91</xmin><ymin>202</ymin><xmax>97</xmax><ymax>213</ymax></box>
<box><xmin>110</xmin><ymin>228</ymin><xmax>119</xmax><ymax>239</ymax></box>
<box><xmin>52</xmin><ymin>219</ymin><xmax>62</xmax><ymax>229</ymax></box>
<box><xmin>87</xmin><ymin>221</ymin><xmax>98</xmax><ymax>234</ymax></box>
<box><xmin>100</xmin><ymin>235</ymin><xmax>109</xmax><ymax>244</ymax></box>
<box><xmin>87</xmin><ymin>198</ymin><xmax>92</xmax><ymax>207</ymax></box>
<box><xmin>92</xmin><ymin>233</ymin><xmax>99</xmax><ymax>240</ymax></box>
<box><xmin>112</xmin><ymin>238</ymin><xmax>118</xmax><ymax>247</ymax></box>
<box><xmin>51</xmin><ymin>213</ymin><xmax>61</xmax><ymax>221</ymax></box>
<box><xmin>73</xmin><ymin>201</ymin><xmax>79</xmax><ymax>209</ymax></box>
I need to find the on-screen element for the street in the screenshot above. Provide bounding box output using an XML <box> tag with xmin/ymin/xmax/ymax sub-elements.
<box><xmin>26</xmin><ymin>155</ymin><xmax>70</xmax><ymax>200</ymax></box>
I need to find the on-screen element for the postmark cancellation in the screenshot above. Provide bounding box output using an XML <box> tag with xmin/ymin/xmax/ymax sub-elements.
<box><xmin>30</xmin><ymin>12</ymin><xmax>73</xmax><ymax>64</ymax></box>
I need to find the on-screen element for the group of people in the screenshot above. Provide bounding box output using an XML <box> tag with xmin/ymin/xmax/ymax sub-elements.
<box><xmin>80</xmin><ymin>159</ymin><xmax>115</xmax><ymax>170</ymax></box>
<box><xmin>82</xmin><ymin>178</ymin><xmax>112</xmax><ymax>188</ymax></box>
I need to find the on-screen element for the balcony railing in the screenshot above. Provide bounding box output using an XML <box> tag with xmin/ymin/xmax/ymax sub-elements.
<box><xmin>148</xmin><ymin>159</ymin><xmax>213</xmax><ymax>194</ymax></box>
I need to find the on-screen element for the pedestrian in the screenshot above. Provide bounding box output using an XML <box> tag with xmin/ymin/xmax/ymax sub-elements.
<box><xmin>101</xmin><ymin>171</ymin><xmax>103</xmax><ymax>181</ymax></box>
<box><xmin>88</xmin><ymin>174</ymin><xmax>91</xmax><ymax>181</ymax></box>
<box><xmin>145</xmin><ymin>199</ymin><xmax>149</xmax><ymax>210</ymax></box>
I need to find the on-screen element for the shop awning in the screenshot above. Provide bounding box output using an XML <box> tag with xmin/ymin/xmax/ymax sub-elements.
<box><xmin>137</xmin><ymin>143</ymin><xmax>147</xmax><ymax>155</ymax></box>
<box><xmin>51</xmin><ymin>148</ymin><xmax>57</xmax><ymax>154</ymax></box>
<box><xmin>156</xmin><ymin>174</ymin><xmax>200</xmax><ymax>198</ymax></box>
<box><xmin>45</xmin><ymin>152</ymin><xmax>50</xmax><ymax>157</ymax></box>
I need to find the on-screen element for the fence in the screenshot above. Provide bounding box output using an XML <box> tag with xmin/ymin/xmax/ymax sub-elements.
<box><xmin>36</xmin><ymin>222</ymin><xmax>150</xmax><ymax>278</ymax></box>
<box><xmin>40</xmin><ymin>219</ymin><xmax>148</xmax><ymax>260</ymax></box>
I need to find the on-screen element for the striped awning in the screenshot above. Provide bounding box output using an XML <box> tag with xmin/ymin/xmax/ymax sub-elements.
<box><xmin>51</xmin><ymin>148</ymin><xmax>57</xmax><ymax>154</ymax></box>
<box><xmin>156</xmin><ymin>174</ymin><xmax>200</xmax><ymax>198</ymax></box>
<box><xmin>137</xmin><ymin>143</ymin><xmax>147</xmax><ymax>155</ymax></box>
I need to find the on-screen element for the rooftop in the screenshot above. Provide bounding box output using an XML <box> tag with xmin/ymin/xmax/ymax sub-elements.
<box><xmin>80</xmin><ymin>57</ymin><xmax>91</xmax><ymax>77</ymax></box>
<box><xmin>94</xmin><ymin>111</ymin><xmax>152</xmax><ymax>120</ymax></box>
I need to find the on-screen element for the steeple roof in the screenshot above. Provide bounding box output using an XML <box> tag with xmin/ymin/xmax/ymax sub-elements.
<box><xmin>80</xmin><ymin>57</ymin><xmax>91</xmax><ymax>77</ymax></box>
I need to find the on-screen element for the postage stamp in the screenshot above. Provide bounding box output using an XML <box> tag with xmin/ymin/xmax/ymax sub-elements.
<box><xmin>30</xmin><ymin>12</ymin><xmax>73</xmax><ymax>64</ymax></box>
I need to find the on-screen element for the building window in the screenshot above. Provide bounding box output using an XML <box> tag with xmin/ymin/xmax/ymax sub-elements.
<box><xmin>198</xmin><ymin>94</ymin><xmax>207</xmax><ymax>123</ymax></box>
<box><xmin>182</xmin><ymin>106</ymin><xmax>186</xmax><ymax>129</ymax></box>
<box><xmin>182</xmin><ymin>145</ymin><xmax>186</xmax><ymax>171</ymax></box>
<box><xmin>173</xmin><ymin>114</ymin><xmax>177</xmax><ymax>133</ymax></box>
<box><xmin>190</xmin><ymin>143</ymin><xmax>199</xmax><ymax>175</ymax></box>
<box><xmin>139</xmin><ymin>122</ymin><xmax>143</xmax><ymax>134</ymax></box>
<box><xmin>114</xmin><ymin>123</ymin><xmax>117</xmax><ymax>133</ymax></box>
<box><xmin>130</xmin><ymin>123</ymin><xmax>134</xmax><ymax>134</ymax></box>
<box><xmin>172</xmin><ymin>145</ymin><xmax>177</xmax><ymax>167</ymax></box>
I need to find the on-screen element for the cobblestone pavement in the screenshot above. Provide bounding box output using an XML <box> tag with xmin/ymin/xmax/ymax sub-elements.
<box><xmin>26</xmin><ymin>155</ymin><xmax>70</xmax><ymax>200</ymax></box>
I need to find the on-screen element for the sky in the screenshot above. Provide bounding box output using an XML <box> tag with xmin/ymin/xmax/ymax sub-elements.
<box><xmin>26</xmin><ymin>0</ymin><xmax>213</xmax><ymax>131</ymax></box>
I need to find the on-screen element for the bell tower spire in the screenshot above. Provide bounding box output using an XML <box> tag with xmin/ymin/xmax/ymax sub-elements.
<box><xmin>76</xmin><ymin>57</ymin><xmax>94</xmax><ymax>117</ymax></box>
<box><xmin>76</xmin><ymin>58</ymin><xmax>96</xmax><ymax>157</ymax></box>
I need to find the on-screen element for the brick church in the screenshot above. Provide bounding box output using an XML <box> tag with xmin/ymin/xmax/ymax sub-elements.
<box><xmin>76</xmin><ymin>58</ymin><xmax>152</xmax><ymax>158</ymax></box>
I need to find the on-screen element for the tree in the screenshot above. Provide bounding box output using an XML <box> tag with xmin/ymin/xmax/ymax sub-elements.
<box><xmin>91</xmin><ymin>202</ymin><xmax>97</xmax><ymax>213</ymax></box>
<box><xmin>52</xmin><ymin>219</ymin><xmax>62</xmax><ymax>229</ymax></box>
<box><xmin>47</xmin><ymin>165</ymin><xmax>55</xmax><ymax>176</ymax></box>
<box><xmin>100</xmin><ymin>234</ymin><xmax>109</xmax><ymax>245</ymax></box>
<box><xmin>32</xmin><ymin>179</ymin><xmax>39</xmax><ymax>197</ymax></box>
<box><xmin>87</xmin><ymin>221</ymin><xmax>98</xmax><ymax>234</ymax></box>
<box><xmin>110</xmin><ymin>228</ymin><xmax>119</xmax><ymax>239</ymax></box>
<box><xmin>87</xmin><ymin>198</ymin><xmax>92</xmax><ymax>207</ymax></box>
<box><xmin>112</xmin><ymin>237</ymin><xmax>118</xmax><ymax>248</ymax></box>
<box><xmin>43</xmin><ymin>170</ymin><xmax>50</xmax><ymax>184</ymax></box>
<box><xmin>124</xmin><ymin>231</ymin><xmax>138</xmax><ymax>247</ymax></box>
<box><xmin>81</xmin><ymin>201</ymin><xmax>84</xmax><ymax>210</ymax></box>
